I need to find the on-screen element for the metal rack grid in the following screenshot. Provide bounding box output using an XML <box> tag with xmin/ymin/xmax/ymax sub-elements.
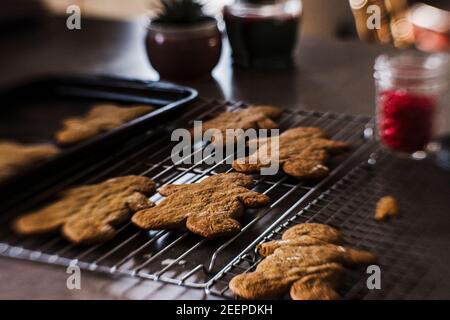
<box><xmin>0</xmin><ymin>98</ymin><xmax>379</xmax><ymax>294</ymax></box>
<box><xmin>207</xmin><ymin>150</ymin><xmax>450</xmax><ymax>299</ymax></box>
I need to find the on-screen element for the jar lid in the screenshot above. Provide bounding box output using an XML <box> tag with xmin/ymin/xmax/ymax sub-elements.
<box><xmin>374</xmin><ymin>52</ymin><xmax>450</xmax><ymax>81</ymax></box>
<box><xmin>239</xmin><ymin>0</ymin><xmax>279</xmax><ymax>4</ymax></box>
<box><xmin>228</xmin><ymin>0</ymin><xmax>302</xmax><ymax>17</ymax></box>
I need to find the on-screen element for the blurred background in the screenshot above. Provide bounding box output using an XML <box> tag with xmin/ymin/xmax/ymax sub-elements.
<box><xmin>1</xmin><ymin>0</ymin><xmax>449</xmax><ymax>105</ymax></box>
<box><xmin>1</xmin><ymin>0</ymin><xmax>363</xmax><ymax>39</ymax></box>
<box><xmin>2</xmin><ymin>0</ymin><xmax>449</xmax><ymax>50</ymax></box>
<box><xmin>37</xmin><ymin>0</ymin><xmax>356</xmax><ymax>39</ymax></box>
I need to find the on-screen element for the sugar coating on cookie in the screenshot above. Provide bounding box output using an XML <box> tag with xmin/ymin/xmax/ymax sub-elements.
<box><xmin>55</xmin><ymin>104</ymin><xmax>154</xmax><ymax>145</ymax></box>
<box><xmin>131</xmin><ymin>173</ymin><xmax>270</xmax><ymax>239</ymax></box>
<box><xmin>13</xmin><ymin>176</ymin><xmax>156</xmax><ymax>244</ymax></box>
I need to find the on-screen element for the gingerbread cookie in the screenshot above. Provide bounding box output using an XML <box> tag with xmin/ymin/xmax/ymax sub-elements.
<box><xmin>13</xmin><ymin>176</ymin><xmax>156</xmax><ymax>244</ymax></box>
<box><xmin>55</xmin><ymin>103</ymin><xmax>154</xmax><ymax>145</ymax></box>
<box><xmin>132</xmin><ymin>173</ymin><xmax>270</xmax><ymax>239</ymax></box>
<box><xmin>229</xmin><ymin>223</ymin><xmax>377</xmax><ymax>300</ymax></box>
<box><xmin>194</xmin><ymin>105</ymin><xmax>282</xmax><ymax>144</ymax></box>
<box><xmin>257</xmin><ymin>223</ymin><xmax>344</xmax><ymax>256</ymax></box>
<box><xmin>233</xmin><ymin>127</ymin><xmax>351</xmax><ymax>179</ymax></box>
<box><xmin>375</xmin><ymin>196</ymin><xmax>399</xmax><ymax>221</ymax></box>
<box><xmin>0</xmin><ymin>141</ymin><xmax>58</xmax><ymax>180</ymax></box>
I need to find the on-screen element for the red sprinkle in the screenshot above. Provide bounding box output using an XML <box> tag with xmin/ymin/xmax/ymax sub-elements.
<box><xmin>378</xmin><ymin>90</ymin><xmax>436</xmax><ymax>152</ymax></box>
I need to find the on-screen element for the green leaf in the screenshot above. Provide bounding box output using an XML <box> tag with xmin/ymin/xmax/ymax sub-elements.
<box><xmin>155</xmin><ymin>0</ymin><xmax>210</xmax><ymax>25</ymax></box>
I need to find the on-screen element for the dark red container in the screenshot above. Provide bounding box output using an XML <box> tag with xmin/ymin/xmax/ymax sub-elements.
<box><xmin>224</xmin><ymin>0</ymin><xmax>302</xmax><ymax>70</ymax></box>
<box><xmin>146</xmin><ymin>19</ymin><xmax>222</xmax><ymax>80</ymax></box>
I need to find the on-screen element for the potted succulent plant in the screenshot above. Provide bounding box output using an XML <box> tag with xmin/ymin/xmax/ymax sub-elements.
<box><xmin>146</xmin><ymin>0</ymin><xmax>222</xmax><ymax>79</ymax></box>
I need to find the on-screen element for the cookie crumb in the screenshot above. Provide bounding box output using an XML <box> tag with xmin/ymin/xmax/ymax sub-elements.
<box><xmin>375</xmin><ymin>196</ymin><xmax>399</xmax><ymax>221</ymax></box>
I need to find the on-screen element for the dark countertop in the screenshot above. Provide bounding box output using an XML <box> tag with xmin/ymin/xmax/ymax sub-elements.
<box><xmin>0</xmin><ymin>16</ymin><xmax>440</xmax><ymax>300</ymax></box>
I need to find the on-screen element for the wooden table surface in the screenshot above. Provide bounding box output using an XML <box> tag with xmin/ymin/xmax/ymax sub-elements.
<box><xmin>0</xmin><ymin>16</ymin><xmax>400</xmax><ymax>300</ymax></box>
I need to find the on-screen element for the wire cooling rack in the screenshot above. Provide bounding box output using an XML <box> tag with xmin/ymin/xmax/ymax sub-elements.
<box><xmin>1</xmin><ymin>98</ymin><xmax>448</xmax><ymax>299</ymax></box>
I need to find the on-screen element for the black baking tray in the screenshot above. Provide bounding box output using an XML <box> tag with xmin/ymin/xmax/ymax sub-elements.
<box><xmin>0</xmin><ymin>75</ymin><xmax>197</xmax><ymax>198</ymax></box>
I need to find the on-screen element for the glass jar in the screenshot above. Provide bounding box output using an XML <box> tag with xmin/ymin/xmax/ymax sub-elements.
<box><xmin>374</xmin><ymin>52</ymin><xmax>449</xmax><ymax>158</ymax></box>
<box><xmin>223</xmin><ymin>0</ymin><xmax>302</xmax><ymax>70</ymax></box>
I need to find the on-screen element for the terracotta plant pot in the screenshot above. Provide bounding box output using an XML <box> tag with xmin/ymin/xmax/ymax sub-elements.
<box><xmin>146</xmin><ymin>18</ymin><xmax>222</xmax><ymax>80</ymax></box>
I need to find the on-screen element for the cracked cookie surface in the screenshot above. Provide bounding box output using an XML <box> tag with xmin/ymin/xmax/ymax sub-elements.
<box><xmin>14</xmin><ymin>176</ymin><xmax>156</xmax><ymax>244</ymax></box>
<box><xmin>132</xmin><ymin>173</ymin><xmax>270</xmax><ymax>239</ymax></box>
